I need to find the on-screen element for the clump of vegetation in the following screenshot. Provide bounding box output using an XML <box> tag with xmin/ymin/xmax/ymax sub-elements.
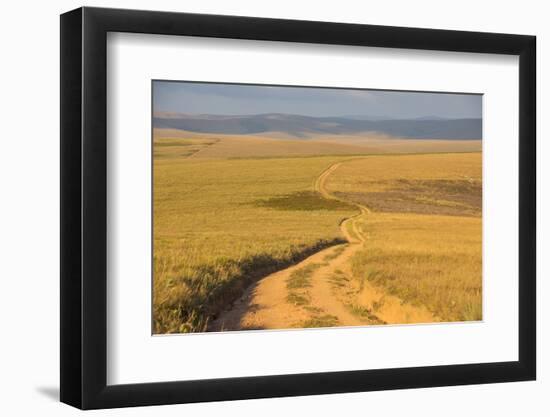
<box><xmin>253</xmin><ymin>191</ymin><xmax>355</xmax><ymax>211</ymax></box>
<box><xmin>286</xmin><ymin>263</ymin><xmax>321</xmax><ymax>289</ymax></box>
<box><xmin>301</xmin><ymin>314</ymin><xmax>339</xmax><ymax>328</ymax></box>
<box><xmin>287</xmin><ymin>292</ymin><xmax>310</xmax><ymax>306</ymax></box>
<box><xmin>323</xmin><ymin>245</ymin><xmax>346</xmax><ymax>262</ymax></box>
<box><xmin>346</xmin><ymin>304</ymin><xmax>385</xmax><ymax>324</ymax></box>
<box><xmin>327</xmin><ymin>270</ymin><xmax>349</xmax><ymax>289</ymax></box>
<box><xmin>285</xmin><ymin>263</ymin><xmax>322</xmax><ymax>307</ymax></box>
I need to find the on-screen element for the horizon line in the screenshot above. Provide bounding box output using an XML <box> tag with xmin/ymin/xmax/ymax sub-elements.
<box><xmin>152</xmin><ymin>111</ymin><xmax>482</xmax><ymax>121</ymax></box>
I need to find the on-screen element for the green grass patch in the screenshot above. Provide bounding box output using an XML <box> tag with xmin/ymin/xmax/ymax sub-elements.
<box><xmin>286</xmin><ymin>263</ymin><xmax>322</xmax><ymax>289</ymax></box>
<box><xmin>303</xmin><ymin>306</ymin><xmax>323</xmax><ymax>314</ymax></box>
<box><xmin>253</xmin><ymin>191</ymin><xmax>355</xmax><ymax>211</ymax></box>
<box><xmin>301</xmin><ymin>314</ymin><xmax>339</xmax><ymax>328</ymax></box>
<box><xmin>347</xmin><ymin>304</ymin><xmax>385</xmax><ymax>324</ymax></box>
<box><xmin>286</xmin><ymin>292</ymin><xmax>310</xmax><ymax>306</ymax></box>
<box><xmin>327</xmin><ymin>272</ymin><xmax>349</xmax><ymax>289</ymax></box>
<box><xmin>285</xmin><ymin>263</ymin><xmax>325</xmax><ymax>309</ymax></box>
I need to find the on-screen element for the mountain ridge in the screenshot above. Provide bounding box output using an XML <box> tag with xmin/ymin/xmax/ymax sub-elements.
<box><xmin>153</xmin><ymin>113</ymin><xmax>482</xmax><ymax>140</ymax></box>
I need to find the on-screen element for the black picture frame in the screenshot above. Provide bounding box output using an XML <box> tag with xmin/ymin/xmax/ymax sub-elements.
<box><xmin>60</xmin><ymin>6</ymin><xmax>536</xmax><ymax>410</ymax></box>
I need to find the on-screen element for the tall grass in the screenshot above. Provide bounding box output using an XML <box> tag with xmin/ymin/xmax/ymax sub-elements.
<box><xmin>153</xmin><ymin>154</ymin><xmax>356</xmax><ymax>333</ymax></box>
<box><xmin>154</xmin><ymin>133</ymin><xmax>483</xmax><ymax>331</ymax></box>
<box><xmin>350</xmin><ymin>213</ymin><xmax>482</xmax><ymax>321</ymax></box>
<box><xmin>153</xmin><ymin>240</ymin><xmax>342</xmax><ymax>333</ymax></box>
<box><xmin>327</xmin><ymin>153</ymin><xmax>482</xmax><ymax>322</ymax></box>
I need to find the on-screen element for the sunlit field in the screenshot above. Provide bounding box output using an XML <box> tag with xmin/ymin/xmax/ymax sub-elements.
<box><xmin>153</xmin><ymin>130</ymin><xmax>482</xmax><ymax>333</ymax></box>
<box><xmin>153</xmin><ymin>143</ymin><xmax>356</xmax><ymax>333</ymax></box>
<box><xmin>325</xmin><ymin>153</ymin><xmax>482</xmax><ymax>322</ymax></box>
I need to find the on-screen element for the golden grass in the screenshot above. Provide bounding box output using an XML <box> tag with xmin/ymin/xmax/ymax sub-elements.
<box><xmin>153</xmin><ymin>137</ymin><xmax>219</xmax><ymax>159</ymax></box>
<box><xmin>351</xmin><ymin>213</ymin><xmax>481</xmax><ymax>321</ymax></box>
<box><xmin>153</xmin><ymin>155</ymin><xmax>356</xmax><ymax>333</ymax></box>
<box><xmin>317</xmin><ymin>136</ymin><xmax>481</xmax><ymax>154</ymax></box>
<box><xmin>154</xmin><ymin>126</ymin><xmax>483</xmax><ymax>332</ymax></box>
<box><xmin>326</xmin><ymin>153</ymin><xmax>482</xmax><ymax>188</ymax></box>
<box><xmin>190</xmin><ymin>136</ymin><xmax>383</xmax><ymax>159</ymax></box>
<box><xmin>154</xmin><ymin>128</ymin><xmax>481</xmax><ymax>159</ymax></box>
<box><xmin>326</xmin><ymin>153</ymin><xmax>482</xmax><ymax>322</ymax></box>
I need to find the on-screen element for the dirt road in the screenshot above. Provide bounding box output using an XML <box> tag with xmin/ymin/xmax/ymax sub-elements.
<box><xmin>208</xmin><ymin>161</ymin><xmax>436</xmax><ymax>331</ymax></box>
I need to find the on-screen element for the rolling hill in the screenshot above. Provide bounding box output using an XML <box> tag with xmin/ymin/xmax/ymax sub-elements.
<box><xmin>153</xmin><ymin>112</ymin><xmax>482</xmax><ymax>140</ymax></box>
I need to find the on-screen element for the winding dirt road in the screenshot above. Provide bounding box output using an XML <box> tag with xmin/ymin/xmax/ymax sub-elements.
<box><xmin>208</xmin><ymin>160</ymin><xmax>436</xmax><ymax>331</ymax></box>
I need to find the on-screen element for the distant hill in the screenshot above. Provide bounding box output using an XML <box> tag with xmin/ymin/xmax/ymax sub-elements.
<box><xmin>153</xmin><ymin>113</ymin><xmax>482</xmax><ymax>140</ymax></box>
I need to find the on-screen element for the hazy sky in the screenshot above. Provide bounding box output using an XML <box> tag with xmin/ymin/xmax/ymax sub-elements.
<box><xmin>153</xmin><ymin>81</ymin><xmax>482</xmax><ymax>119</ymax></box>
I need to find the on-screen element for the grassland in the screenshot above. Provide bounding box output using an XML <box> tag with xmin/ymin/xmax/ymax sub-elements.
<box><xmin>154</xmin><ymin>130</ymin><xmax>482</xmax><ymax>333</ymax></box>
<box><xmin>154</xmin><ymin>128</ymin><xmax>482</xmax><ymax>159</ymax></box>
<box><xmin>325</xmin><ymin>153</ymin><xmax>482</xmax><ymax>322</ymax></box>
<box><xmin>153</xmin><ymin>150</ymin><xmax>356</xmax><ymax>333</ymax></box>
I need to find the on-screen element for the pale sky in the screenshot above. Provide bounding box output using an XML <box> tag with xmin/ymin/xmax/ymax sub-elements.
<box><xmin>153</xmin><ymin>80</ymin><xmax>482</xmax><ymax>119</ymax></box>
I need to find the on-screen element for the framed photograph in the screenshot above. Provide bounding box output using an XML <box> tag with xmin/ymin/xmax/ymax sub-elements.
<box><xmin>60</xmin><ymin>6</ymin><xmax>536</xmax><ymax>409</ymax></box>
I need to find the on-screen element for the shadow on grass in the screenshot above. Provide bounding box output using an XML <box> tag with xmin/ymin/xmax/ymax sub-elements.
<box><xmin>154</xmin><ymin>238</ymin><xmax>346</xmax><ymax>334</ymax></box>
